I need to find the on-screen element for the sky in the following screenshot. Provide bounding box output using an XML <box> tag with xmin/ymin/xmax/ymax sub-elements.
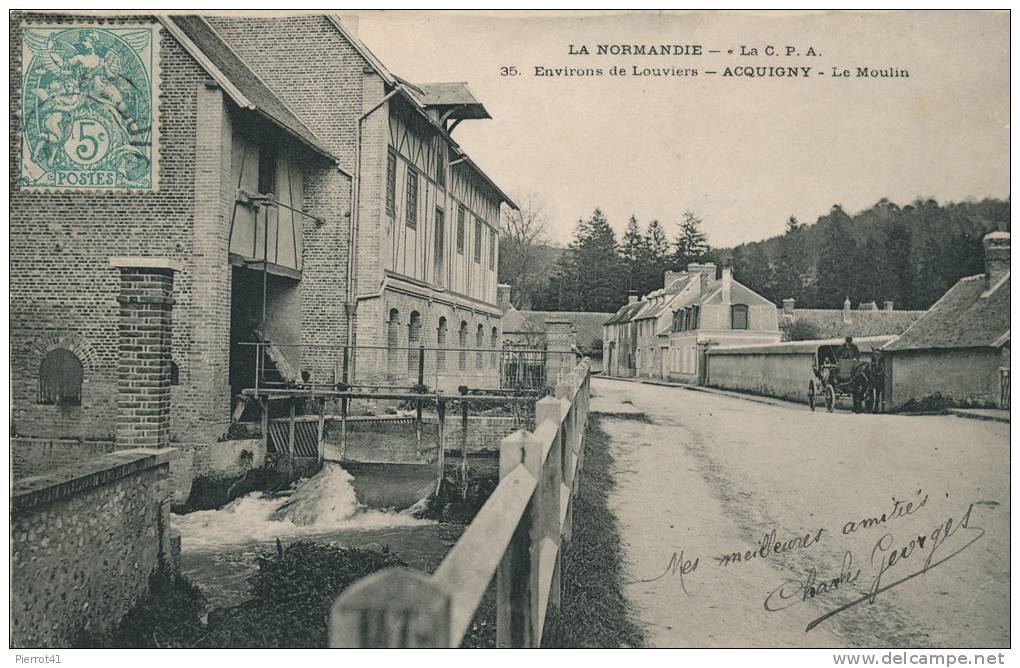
<box><xmin>352</xmin><ymin>10</ymin><xmax>1009</xmax><ymax>248</ymax></box>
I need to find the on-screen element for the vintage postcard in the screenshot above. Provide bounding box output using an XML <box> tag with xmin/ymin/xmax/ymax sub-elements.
<box><xmin>6</xmin><ymin>8</ymin><xmax>1011</xmax><ymax>660</ymax></box>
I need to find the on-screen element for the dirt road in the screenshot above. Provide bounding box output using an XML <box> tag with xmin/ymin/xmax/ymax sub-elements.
<box><xmin>593</xmin><ymin>378</ymin><xmax>1009</xmax><ymax>648</ymax></box>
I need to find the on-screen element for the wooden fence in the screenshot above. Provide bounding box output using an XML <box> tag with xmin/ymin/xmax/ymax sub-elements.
<box><xmin>328</xmin><ymin>358</ymin><xmax>593</xmax><ymax>647</ymax></box>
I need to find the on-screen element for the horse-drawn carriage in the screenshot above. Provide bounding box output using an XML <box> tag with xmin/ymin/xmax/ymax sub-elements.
<box><xmin>808</xmin><ymin>342</ymin><xmax>884</xmax><ymax>413</ymax></box>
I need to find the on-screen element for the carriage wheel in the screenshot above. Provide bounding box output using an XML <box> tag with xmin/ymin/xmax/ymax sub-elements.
<box><xmin>808</xmin><ymin>381</ymin><xmax>817</xmax><ymax>411</ymax></box>
<box><xmin>864</xmin><ymin>387</ymin><xmax>878</xmax><ymax>413</ymax></box>
<box><xmin>825</xmin><ymin>385</ymin><xmax>836</xmax><ymax>413</ymax></box>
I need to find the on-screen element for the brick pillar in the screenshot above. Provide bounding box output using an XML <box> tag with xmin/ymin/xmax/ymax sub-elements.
<box><xmin>544</xmin><ymin>320</ymin><xmax>576</xmax><ymax>386</ymax></box>
<box><xmin>111</xmin><ymin>257</ymin><xmax>183</xmax><ymax>449</ymax></box>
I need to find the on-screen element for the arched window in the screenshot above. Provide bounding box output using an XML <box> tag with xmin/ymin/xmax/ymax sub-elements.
<box><xmin>476</xmin><ymin>324</ymin><xmax>485</xmax><ymax>368</ymax></box>
<box><xmin>387</xmin><ymin>308</ymin><xmax>400</xmax><ymax>379</ymax></box>
<box><xmin>39</xmin><ymin>348</ymin><xmax>83</xmax><ymax>406</ymax></box>
<box><xmin>436</xmin><ymin>317</ymin><xmax>448</xmax><ymax>371</ymax></box>
<box><xmin>407</xmin><ymin>311</ymin><xmax>422</xmax><ymax>376</ymax></box>
<box><xmin>731</xmin><ymin>304</ymin><xmax>749</xmax><ymax>330</ymax></box>
<box><xmin>170</xmin><ymin>360</ymin><xmax>180</xmax><ymax>386</ymax></box>
<box><xmin>490</xmin><ymin>327</ymin><xmax>499</xmax><ymax>367</ymax></box>
<box><xmin>458</xmin><ymin>321</ymin><xmax>468</xmax><ymax>370</ymax></box>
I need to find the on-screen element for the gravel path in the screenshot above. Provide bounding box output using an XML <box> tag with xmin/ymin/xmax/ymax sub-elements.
<box><xmin>594</xmin><ymin>377</ymin><xmax>1009</xmax><ymax>648</ymax></box>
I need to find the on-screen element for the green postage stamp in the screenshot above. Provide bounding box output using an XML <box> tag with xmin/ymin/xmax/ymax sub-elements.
<box><xmin>20</xmin><ymin>23</ymin><xmax>160</xmax><ymax>192</ymax></box>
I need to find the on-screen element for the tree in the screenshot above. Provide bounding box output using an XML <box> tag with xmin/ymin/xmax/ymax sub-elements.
<box><xmin>814</xmin><ymin>205</ymin><xmax>858</xmax><ymax>307</ymax></box>
<box><xmin>498</xmin><ymin>193</ymin><xmax>550</xmax><ymax>309</ymax></box>
<box><xmin>773</xmin><ymin>216</ymin><xmax>810</xmax><ymax>303</ymax></box>
<box><xmin>538</xmin><ymin>208</ymin><xmax>622</xmax><ymax>312</ymax></box>
<box><xmin>743</xmin><ymin>244</ymin><xmax>776</xmax><ymax>303</ymax></box>
<box><xmin>671</xmin><ymin>210</ymin><xmax>710</xmax><ymax>270</ymax></box>
<box><xmin>619</xmin><ymin>215</ymin><xmax>647</xmax><ymax>293</ymax></box>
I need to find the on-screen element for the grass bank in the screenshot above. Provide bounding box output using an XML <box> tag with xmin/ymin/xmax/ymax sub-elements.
<box><xmin>543</xmin><ymin>414</ymin><xmax>646</xmax><ymax>647</ymax></box>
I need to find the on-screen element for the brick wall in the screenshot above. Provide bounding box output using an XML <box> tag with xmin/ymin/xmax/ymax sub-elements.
<box><xmin>10</xmin><ymin>13</ymin><xmax>213</xmax><ymax>443</ymax></box>
<box><xmin>207</xmin><ymin>15</ymin><xmax>359</xmax><ymax>370</ymax></box>
<box><xmin>11</xmin><ymin>437</ymin><xmax>119</xmax><ymax>478</ymax></box>
<box><xmin>11</xmin><ymin>449</ymin><xmax>175</xmax><ymax>647</ymax></box>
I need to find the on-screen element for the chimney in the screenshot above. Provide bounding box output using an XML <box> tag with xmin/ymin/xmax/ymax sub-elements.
<box><xmin>782</xmin><ymin>298</ymin><xmax>795</xmax><ymax>316</ymax></box>
<box><xmin>721</xmin><ymin>266</ymin><xmax>732</xmax><ymax>305</ymax></box>
<box><xmin>497</xmin><ymin>283</ymin><xmax>512</xmax><ymax>311</ymax></box>
<box><xmin>628</xmin><ymin>290</ymin><xmax>639</xmax><ymax>304</ymax></box>
<box><xmin>983</xmin><ymin>232</ymin><xmax>1010</xmax><ymax>289</ymax></box>
<box><xmin>842</xmin><ymin>297</ymin><xmax>852</xmax><ymax>323</ymax></box>
<box><xmin>883</xmin><ymin>300</ymin><xmax>894</xmax><ymax>311</ymax></box>
<box><xmin>687</xmin><ymin>262</ymin><xmax>716</xmax><ymax>295</ymax></box>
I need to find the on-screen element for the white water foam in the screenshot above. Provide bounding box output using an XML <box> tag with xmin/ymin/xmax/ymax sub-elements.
<box><xmin>174</xmin><ymin>463</ymin><xmax>431</xmax><ymax>552</ymax></box>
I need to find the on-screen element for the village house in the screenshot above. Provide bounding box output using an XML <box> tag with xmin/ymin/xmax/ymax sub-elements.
<box><xmin>10</xmin><ymin>13</ymin><xmax>514</xmax><ymax>487</ymax></box>
<box><xmin>777</xmin><ymin>296</ymin><xmax>925</xmax><ymax>341</ymax></box>
<box><xmin>603</xmin><ymin>264</ymin><xmax>780</xmax><ymax>382</ymax></box>
<box><xmin>882</xmin><ymin>232</ymin><xmax>1010</xmax><ymax>410</ymax></box>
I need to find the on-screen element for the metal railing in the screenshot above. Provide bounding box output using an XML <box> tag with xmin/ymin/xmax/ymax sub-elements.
<box><xmin>238</xmin><ymin>342</ymin><xmax>581</xmax><ymax>394</ymax></box>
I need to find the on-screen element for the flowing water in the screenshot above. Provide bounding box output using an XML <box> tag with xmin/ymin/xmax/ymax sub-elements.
<box><xmin>174</xmin><ymin>463</ymin><xmax>447</xmax><ymax>609</ymax></box>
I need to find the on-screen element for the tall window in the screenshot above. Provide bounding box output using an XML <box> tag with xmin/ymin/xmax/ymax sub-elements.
<box><xmin>407</xmin><ymin>311</ymin><xmax>422</xmax><ymax>376</ymax></box>
<box><xmin>490</xmin><ymin>327</ymin><xmax>499</xmax><ymax>367</ymax></box>
<box><xmin>456</xmin><ymin>206</ymin><xmax>466</xmax><ymax>254</ymax></box>
<box><xmin>476</xmin><ymin>324</ymin><xmax>485</xmax><ymax>367</ymax></box>
<box><xmin>488</xmin><ymin>228</ymin><xmax>496</xmax><ymax>270</ymax></box>
<box><xmin>434</xmin><ymin>208</ymin><xmax>445</xmax><ymax>280</ymax></box>
<box><xmin>385</xmin><ymin>149</ymin><xmax>397</xmax><ymax>215</ymax></box>
<box><xmin>473</xmin><ymin>219</ymin><xmax>482</xmax><ymax>263</ymax></box>
<box><xmin>39</xmin><ymin>348</ymin><xmax>83</xmax><ymax>406</ymax></box>
<box><xmin>405</xmin><ymin>165</ymin><xmax>418</xmax><ymax>228</ymax></box>
<box><xmin>437</xmin><ymin>317</ymin><xmax>448</xmax><ymax>371</ymax></box>
<box><xmin>731</xmin><ymin>304</ymin><xmax>749</xmax><ymax>330</ymax></box>
<box><xmin>691</xmin><ymin>305</ymin><xmax>700</xmax><ymax>330</ymax></box>
<box><xmin>387</xmin><ymin>309</ymin><xmax>400</xmax><ymax>380</ymax></box>
<box><xmin>458</xmin><ymin>321</ymin><xmax>468</xmax><ymax>370</ymax></box>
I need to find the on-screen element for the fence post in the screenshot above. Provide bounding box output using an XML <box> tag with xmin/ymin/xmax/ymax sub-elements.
<box><xmin>535</xmin><ymin>396</ymin><xmax>563</xmax><ymax>633</ymax></box>
<box><xmin>496</xmin><ymin>430</ymin><xmax>540</xmax><ymax>648</ymax></box>
<box><xmin>461</xmin><ymin>399</ymin><xmax>470</xmax><ymax>498</ymax></box>
<box><xmin>436</xmin><ymin>399</ymin><xmax>447</xmax><ymax>495</ymax></box>
<box><xmin>329</xmin><ymin>567</ymin><xmax>452</xmax><ymax>647</ymax></box>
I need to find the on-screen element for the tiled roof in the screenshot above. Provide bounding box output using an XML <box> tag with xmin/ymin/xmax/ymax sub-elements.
<box><xmin>782</xmin><ymin>308</ymin><xmax>926</xmax><ymax>340</ymax></box>
<box><xmin>884</xmin><ymin>274</ymin><xmax>1009</xmax><ymax>351</ymax></box>
<box><xmin>169</xmin><ymin>16</ymin><xmax>337</xmax><ymax>162</ymax></box>
<box><xmin>605</xmin><ymin>301</ymin><xmax>644</xmax><ymax>325</ymax></box>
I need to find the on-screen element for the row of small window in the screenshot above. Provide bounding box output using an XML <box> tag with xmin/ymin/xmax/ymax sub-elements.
<box><xmin>387</xmin><ymin>310</ymin><xmax>500</xmax><ymax>372</ymax></box>
<box><xmin>37</xmin><ymin>349</ymin><xmax>179</xmax><ymax>406</ymax></box>
<box><xmin>671</xmin><ymin>304</ymin><xmax>750</xmax><ymax>332</ymax></box>
<box><xmin>387</xmin><ymin>151</ymin><xmax>496</xmax><ymax>269</ymax></box>
<box><xmin>672</xmin><ymin>306</ymin><xmax>701</xmax><ymax>332</ymax></box>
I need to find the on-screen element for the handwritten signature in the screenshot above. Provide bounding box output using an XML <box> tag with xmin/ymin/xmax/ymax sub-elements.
<box><xmin>761</xmin><ymin>502</ymin><xmax>984</xmax><ymax>631</ymax></box>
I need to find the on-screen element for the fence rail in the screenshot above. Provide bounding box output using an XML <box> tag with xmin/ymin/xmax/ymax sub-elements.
<box><xmin>328</xmin><ymin>357</ymin><xmax>592</xmax><ymax>648</ymax></box>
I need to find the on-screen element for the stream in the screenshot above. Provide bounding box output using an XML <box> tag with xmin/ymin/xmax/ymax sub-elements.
<box><xmin>173</xmin><ymin>463</ymin><xmax>456</xmax><ymax>609</ymax></box>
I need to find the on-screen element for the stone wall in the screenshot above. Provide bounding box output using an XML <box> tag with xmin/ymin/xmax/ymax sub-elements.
<box><xmin>885</xmin><ymin>348</ymin><xmax>1003</xmax><ymax>410</ymax></box>
<box><xmin>11</xmin><ymin>449</ymin><xmax>176</xmax><ymax>648</ymax></box>
<box><xmin>328</xmin><ymin>414</ymin><xmax>524</xmax><ymax>463</ymax></box>
<box><xmin>705</xmin><ymin>336</ymin><xmax>895</xmax><ymax>403</ymax></box>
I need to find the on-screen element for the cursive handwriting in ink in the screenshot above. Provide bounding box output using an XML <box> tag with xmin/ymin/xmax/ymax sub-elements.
<box><xmin>842</xmin><ymin>488</ymin><xmax>929</xmax><ymax>536</ymax></box>
<box><xmin>716</xmin><ymin>526</ymin><xmax>826</xmax><ymax>567</ymax></box>
<box><xmin>636</xmin><ymin>550</ymin><xmax>699</xmax><ymax>595</ymax></box>
<box><xmin>806</xmin><ymin>502</ymin><xmax>984</xmax><ymax>632</ymax></box>
<box><xmin>764</xmin><ymin>551</ymin><xmax>860</xmax><ymax>612</ymax></box>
